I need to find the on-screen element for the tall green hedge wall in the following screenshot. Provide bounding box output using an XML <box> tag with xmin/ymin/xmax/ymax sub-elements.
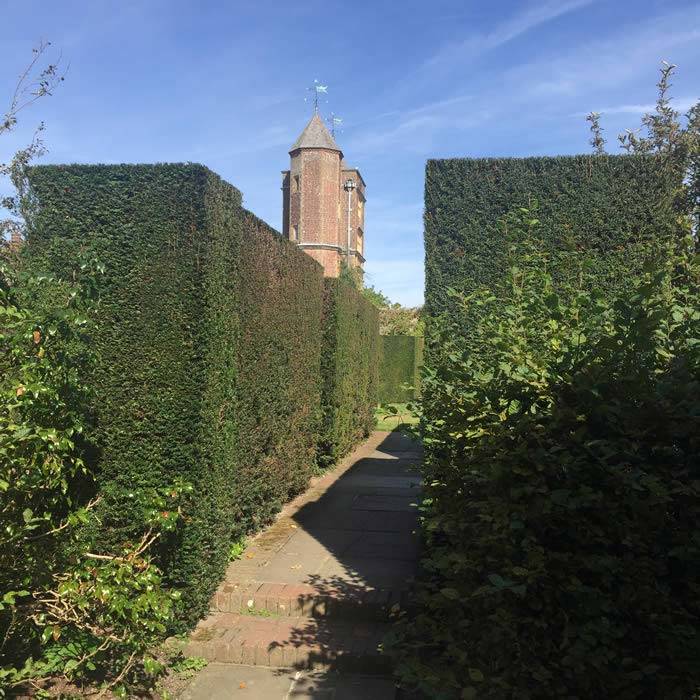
<box><xmin>25</xmin><ymin>164</ymin><xmax>325</xmax><ymax>629</ymax></box>
<box><xmin>424</xmin><ymin>155</ymin><xmax>677</xmax><ymax>317</ymax></box>
<box><xmin>319</xmin><ymin>277</ymin><xmax>380</xmax><ymax>465</ymax></box>
<box><xmin>378</xmin><ymin>335</ymin><xmax>423</xmax><ymax>403</ymax></box>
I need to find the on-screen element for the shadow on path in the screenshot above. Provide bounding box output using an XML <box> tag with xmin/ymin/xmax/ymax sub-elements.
<box><xmin>268</xmin><ymin>430</ymin><xmax>423</xmax><ymax>672</ymax></box>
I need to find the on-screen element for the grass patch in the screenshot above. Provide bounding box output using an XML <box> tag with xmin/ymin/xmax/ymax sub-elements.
<box><xmin>242</xmin><ymin>605</ymin><xmax>274</xmax><ymax>617</ymax></box>
<box><xmin>375</xmin><ymin>403</ymin><xmax>419</xmax><ymax>432</ymax></box>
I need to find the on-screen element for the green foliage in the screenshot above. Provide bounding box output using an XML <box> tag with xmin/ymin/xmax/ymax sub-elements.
<box><xmin>360</xmin><ymin>285</ymin><xmax>423</xmax><ymax>335</ymax></box>
<box><xmin>389</xmin><ymin>211</ymin><xmax>700</xmax><ymax>698</ymax></box>
<box><xmin>424</xmin><ymin>154</ymin><xmax>680</xmax><ymax>321</ymax></box>
<box><xmin>228</xmin><ymin>538</ymin><xmax>246</xmax><ymax>562</ymax></box>
<box><xmin>0</xmin><ymin>251</ymin><xmax>185</xmax><ymax>696</ymax></box>
<box><xmin>168</xmin><ymin>654</ymin><xmax>207</xmax><ymax>680</ymax></box>
<box><xmin>1</xmin><ymin>40</ymin><xmax>65</xmax><ymax>244</ymax></box>
<box><xmin>610</xmin><ymin>62</ymin><xmax>699</xmax><ymax>234</ymax></box>
<box><xmin>242</xmin><ymin>605</ymin><xmax>273</xmax><ymax>617</ymax></box>
<box><xmin>23</xmin><ymin>164</ymin><xmax>324</xmax><ymax>631</ymax></box>
<box><xmin>319</xmin><ymin>276</ymin><xmax>380</xmax><ymax>465</ymax></box>
<box><xmin>378</xmin><ymin>335</ymin><xmax>423</xmax><ymax>403</ymax></box>
<box><xmin>0</xmin><ymin>256</ymin><xmax>98</xmax><ymax>577</ymax></box>
<box><xmin>380</xmin><ymin>305</ymin><xmax>423</xmax><ymax>336</ymax></box>
<box><xmin>361</xmin><ymin>284</ymin><xmax>390</xmax><ymax>309</ymax></box>
<box><xmin>585</xmin><ymin>111</ymin><xmax>606</xmax><ymax>155</ymax></box>
<box><xmin>27</xmin><ymin>515</ymin><xmax>184</xmax><ymax>696</ymax></box>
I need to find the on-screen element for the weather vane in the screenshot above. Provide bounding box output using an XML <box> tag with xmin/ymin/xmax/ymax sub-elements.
<box><xmin>305</xmin><ymin>79</ymin><xmax>328</xmax><ymax>113</ymax></box>
<box><xmin>327</xmin><ymin>113</ymin><xmax>343</xmax><ymax>137</ymax></box>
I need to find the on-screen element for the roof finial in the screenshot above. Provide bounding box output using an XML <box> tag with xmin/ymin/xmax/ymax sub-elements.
<box><xmin>305</xmin><ymin>79</ymin><xmax>328</xmax><ymax>113</ymax></box>
<box><xmin>327</xmin><ymin>113</ymin><xmax>342</xmax><ymax>138</ymax></box>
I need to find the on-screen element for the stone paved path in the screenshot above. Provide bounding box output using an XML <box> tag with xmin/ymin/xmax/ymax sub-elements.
<box><xmin>180</xmin><ymin>430</ymin><xmax>422</xmax><ymax>699</ymax></box>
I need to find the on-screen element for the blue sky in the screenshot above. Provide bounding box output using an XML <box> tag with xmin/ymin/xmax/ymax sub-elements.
<box><xmin>2</xmin><ymin>0</ymin><xmax>699</xmax><ymax>306</ymax></box>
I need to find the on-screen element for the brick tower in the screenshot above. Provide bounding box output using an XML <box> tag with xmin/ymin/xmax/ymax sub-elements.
<box><xmin>282</xmin><ymin>113</ymin><xmax>365</xmax><ymax>277</ymax></box>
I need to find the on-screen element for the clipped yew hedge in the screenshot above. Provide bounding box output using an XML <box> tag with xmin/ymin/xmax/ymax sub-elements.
<box><xmin>25</xmin><ymin>164</ymin><xmax>324</xmax><ymax>629</ymax></box>
<box><xmin>424</xmin><ymin>155</ymin><xmax>678</xmax><ymax>317</ymax></box>
<box><xmin>319</xmin><ymin>277</ymin><xmax>380</xmax><ymax>464</ymax></box>
<box><xmin>378</xmin><ymin>335</ymin><xmax>423</xmax><ymax>403</ymax></box>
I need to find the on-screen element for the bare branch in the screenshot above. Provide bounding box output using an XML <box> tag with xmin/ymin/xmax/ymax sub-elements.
<box><xmin>1</xmin><ymin>40</ymin><xmax>66</xmax><ymax>136</ymax></box>
<box><xmin>2</xmin><ymin>41</ymin><xmax>65</xmax><ymax>242</ymax></box>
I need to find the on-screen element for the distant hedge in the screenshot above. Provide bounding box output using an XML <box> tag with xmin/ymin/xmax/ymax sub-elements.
<box><xmin>319</xmin><ymin>277</ymin><xmax>380</xmax><ymax>465</ymax></box>
<box><xmin>378</xmin><ymin>335</ymin><xmax>423</xmax><ymax>403</ymax></box>
<box><xmin>424</xmin><ymin>155</ymin><xmax>678</xmax><ymax>317</ymax></box>
<box><xmin>25</xmin><ymin>164</ymin><xmax>324</xmax><ymax>630</ymax></box>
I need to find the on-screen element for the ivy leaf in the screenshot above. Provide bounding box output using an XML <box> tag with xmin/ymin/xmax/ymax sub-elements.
<box><xmin>440</xmin><ymin>587</ymin><xmax>460</xmax><ymax>600</ymax></box>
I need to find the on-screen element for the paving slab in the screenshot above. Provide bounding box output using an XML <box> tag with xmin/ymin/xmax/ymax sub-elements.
<box><xmin>186</xmin><ymin>613</ymin><xmax>390</xmax><ymax>671</ymax></box>
<box><xmin>367</xmin><ymin>450</ymin><xmax>421</xmax><ymax>460</ymax></box>
<box><xmin>336</xmin><ymin>475</ymin><xmax>421</xmax><ymax>490</ymax></box>
<box><xmin>181</xmin><ymin>664</ymin><xmax>396</xmax><ymax>699</ymax></box>
<box><xmin>296</xmin><ymin>508</ymin><xmax>418</xmax><ymax>537</ymax></box>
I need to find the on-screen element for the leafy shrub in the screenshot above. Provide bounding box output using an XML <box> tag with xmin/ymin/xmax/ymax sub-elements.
<box><xmin>389</xmin><ymin>210</ymin><xmax>700</xmax><ymax>698</ymax></box>
<box><xmin>361</xmin><ymin>286</ymin><xmax>424</xmax><ymax>336</ymax></box>
<box><xmin>319</xmin><ymin>276</ymin><xmax>380</xmax><ymax>464</ymax></box>
<box><xmin>23</xmin><ymin>164</ymin><xmax>325</xmax><ymax>630</ymax></box>
<box><xmin>0</xmin><ymin>252</ymin><xmax>185</xmax><ymax>696</ymax></box>
<box><xmin>378</xmin><ymin>335</ymin><xmax>423</xmax><ymax>403</ymax></box>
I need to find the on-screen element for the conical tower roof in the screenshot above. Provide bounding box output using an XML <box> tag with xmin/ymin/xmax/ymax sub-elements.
<box><xmin>289</xmin><ymin>113</ymin><xmax>342</xmax><ymax>153</ymax></box>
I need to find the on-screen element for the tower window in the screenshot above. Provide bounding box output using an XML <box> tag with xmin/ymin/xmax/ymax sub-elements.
<box><xmin>357</xmin><ymin>228</ymin><xmax>363</xmax><ymax>255</ymax></box>
<box><xmin>292</xmin><ymin>225</ymin><xmax>299</xmax><ymax>242</ymax></box>
<box><xmin>293</xmin><ymin>175</ymin><xmax>300</xmax><ymax>193</ymax></box>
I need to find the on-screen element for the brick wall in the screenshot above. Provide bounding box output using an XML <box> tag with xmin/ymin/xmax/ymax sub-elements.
<box><xmin>340</xmin><ymin>168</ymin><xmax>365</xmax><ymax>270</ymax></box>
<box><xmin>285</xmin><ymin>148</ymin><xmax>343</xmax><ymax>277</ymax></box>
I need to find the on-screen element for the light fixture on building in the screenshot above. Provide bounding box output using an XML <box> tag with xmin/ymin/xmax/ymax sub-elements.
<box><xmin>343</xmin><ymin>179</ymin><xmax>356</xmax><ymax>266</ymax></box>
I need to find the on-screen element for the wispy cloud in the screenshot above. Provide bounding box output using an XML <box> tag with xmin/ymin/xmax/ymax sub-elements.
<box><xmin>574</xmin><ymin>96</ymin><xmax>698</xmax><ymax>116</ymax></box>
<box><xmin>517</xmin><ymin>22</ymin><xmax>700</xmax><ymax>99</ymax></box>
<box><xmin>424</xmin><ymin>0</ymin><xmax>597</xmax><ymax>70</ymax></box>
<box><xmin>346</xmin><ymin>94</ymin><xmax>488</xmax><ymax>155</ymax></box>
<box><xmin>348</xmin><ymin>2</ymin><xmax>700</xmax><ymax>157</ymax></box>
